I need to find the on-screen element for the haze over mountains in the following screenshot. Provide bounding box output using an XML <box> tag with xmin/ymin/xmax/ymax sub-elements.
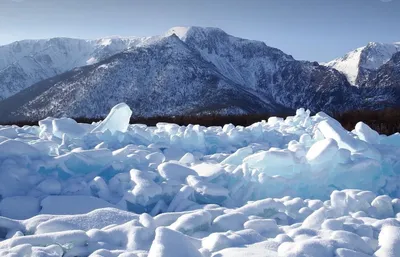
<box><xmin>0</xmin><ymin>27</ymin><xmax>399</xmax><ymax>122</ymax></box>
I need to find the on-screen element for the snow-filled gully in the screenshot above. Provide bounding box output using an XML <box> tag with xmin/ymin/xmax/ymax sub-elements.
<box><xmin>0</xmin><ymin>103</ymin><xmax>399</xmax><ymax>256</ymax></box>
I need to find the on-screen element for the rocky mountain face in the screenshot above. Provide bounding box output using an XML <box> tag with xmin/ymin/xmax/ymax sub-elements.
<box><xmin>324</xmin><ymin>42</ymin><xmax>400</xmax><ymax>86</ymax></box>
<box><xmin>0</xmin><ymin>27</ymin><xmax>398</xmax><ymax>122</ymax></box>
<box><xmin>323</xmin><ymin>42</ymin><xmax>400</xmax><ymax>110</ymax></box>
<box><xmin>0</xmin><ymin>27</ymin><xmax>357</xmax><ymax>122</ymax></box>
<box><xmin>359</xmin><ymin>51</ymin><xmax>400</xmax><ymax>108</ymax></box>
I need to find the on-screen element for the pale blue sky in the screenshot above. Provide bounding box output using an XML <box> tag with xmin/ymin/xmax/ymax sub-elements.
<box><xmin>0</xmin><ymin>0</ymin><xmax>399</xmax><ymax>61</ymax></box>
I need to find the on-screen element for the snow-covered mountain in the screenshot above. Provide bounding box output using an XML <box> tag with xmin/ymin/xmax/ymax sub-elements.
<box><xmin>0</xmin><ymin>27</ymin><xmax>399</xmax><ymax>122</ymax></box>
<box><xmin>324</xmin><ymin>42</ymin><xmax>400</xmax><ymax>86</ymax></box>
<box><xmin>359</xmin><ymin>51</ymin><xmax>400</xmax><ymax>108</ymax></box>
<box><xmin>0</xmin><ymin>36</ymin><xmax>155</xmax><ymax>100</ymax></box>
<box><xmin>0</xmin><ymin>27</ymin><xmax>356</xmax><ymax>122</ymax></box>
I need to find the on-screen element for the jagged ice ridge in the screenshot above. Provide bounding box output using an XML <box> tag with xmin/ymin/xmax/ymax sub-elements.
<box><xmin>0</xmin><ymin>103</ymin><xmax>399</xmax><ymax>256</ymax></box>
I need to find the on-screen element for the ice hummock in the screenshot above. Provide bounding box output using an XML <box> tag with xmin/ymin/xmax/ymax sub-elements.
<box><xmin>0</xmin><ymin>103</ymin><xmax>399</xmax><ymax>256</ymax></box>
<box><xmin>91</xmin><ymin>102</ymin><xmax>132</xmax><ymax>134</ymax></box>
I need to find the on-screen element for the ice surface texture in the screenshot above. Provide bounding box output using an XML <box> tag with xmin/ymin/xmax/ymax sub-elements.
<box><xmin>0</xmin><ymin>104</ymin><xmax>399</xmax><ymax>256</ymax></box>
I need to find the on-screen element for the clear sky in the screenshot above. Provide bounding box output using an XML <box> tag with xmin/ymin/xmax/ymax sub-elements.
<box><xmin>0</xmin><ymin>0</ymin><xmax>399</xmax><ymax>62</ymax></box>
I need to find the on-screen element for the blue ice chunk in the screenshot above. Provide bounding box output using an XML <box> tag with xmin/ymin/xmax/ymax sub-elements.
<box><xmin>91</xmin><ymin>103</ymin><xmax>132</xmax><ymax>134</ymax></box>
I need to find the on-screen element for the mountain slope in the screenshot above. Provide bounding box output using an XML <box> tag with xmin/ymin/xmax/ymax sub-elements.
<box><xmin>0</xmin><ymin>35</ymin><xmax>277</xmax><ymax>121</ymax></box>
<box><xmin>360</xmin><ymin>51</ymin><xmax>400</xmax><ymax>108</ymax></box>
<box><xmin>0</xmin><ymin>37</ymin><xmax>152</xmax><ymax>100</ymax></box>
<box><xmin>0</xmin><ymin>27</ymin><xmax>356</xmax><ymax>122</ymax></box>
<box><xmin>173</xmin><ymin>27</ymin><xmax>356</xmax><ymax>112</ymax></box>
<box><xmin>324</xmin><ymin>42</ymin><xmax>400</xmax><ymax>86</ymax></box>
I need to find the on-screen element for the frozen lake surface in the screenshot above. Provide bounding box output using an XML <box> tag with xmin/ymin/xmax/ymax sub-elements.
<box><xmin>0</xmin><ymin>103</ymin><xmax>399</xmax><ymax>256</ymax></box>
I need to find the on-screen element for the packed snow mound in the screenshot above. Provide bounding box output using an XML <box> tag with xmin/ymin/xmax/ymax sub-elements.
<box><xmin>0</xmin><ymin>103</ymin><xmax>399</xmax><ymax>256</ymax></box>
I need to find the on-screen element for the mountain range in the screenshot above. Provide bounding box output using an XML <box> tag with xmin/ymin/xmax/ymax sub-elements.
<box><xmin>0</xmin><ymin>27</ymin><xmax>398</xmax><ymax>122</ymax></box>
<box><xmin>324</xmin><ymin>42</ymin><xmax>400</xmax><ymax>86</ymax></box>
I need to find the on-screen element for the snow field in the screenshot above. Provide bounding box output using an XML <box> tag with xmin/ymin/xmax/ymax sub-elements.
<box><xmin>0</xmin><ymin>103</ymin><xmax>399</xmax><ymax>256</ymax></box>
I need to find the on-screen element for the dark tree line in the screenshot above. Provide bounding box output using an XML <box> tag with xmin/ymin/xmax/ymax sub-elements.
<box><xmin>333</xmin><ymin>108</ymin><xmax>400</xmax><ymax>135</ymax></box>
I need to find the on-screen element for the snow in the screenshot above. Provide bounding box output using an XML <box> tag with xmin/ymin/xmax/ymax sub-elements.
<box><xmin>148</xmin><ymin>227</ymin><xmax>202</xmax><ymax>257</ymax></box>
<box><xmin>243</xmin><ymin>149</ymin><xmax>296</xmax><ymax>177</ymax></box>
<box><xmin>36</xmin><ymin>179</ymin><xmax>62</xmax><ymax>195</ymax></box>
<box><xmin>317</xmin><ymin>118</ymin><xmax>364</xmax><ymax>152</ymax></box>
<box><xmin>375</xmin><ymin>226</ymin><xmax>400</xmax><ymax>257</ymax></box>
<box><xmin>244</xmin><ymin>219</ymin><xmax>278</xmax><ymax>235</ymax></box>
<box><xmin>354</xmin><ymin>122</ymin><xmax>380</xmax><ymax>144</ymax></box>
<box><xmin>306</xmin><ymin>138</ymin><xmax>338</xmax><ymax>164</ymax></box>
<box><xmin>0</xmin><ymin>36</ymin><xmax>153</xmax><ymax>100</ymax></box>
<box><xmin>323</xmin><ymin>46</ymin><xmax>364</xmax><ymax>85</ymax></box>
<box><xmin>0</xmin><ymin>103</ymin><xmax>399</xmax><ymax>256</ymax></box>
<box><xmin>0</xmin><ymin>139</ymin><xmax>41</xmax><ymax>159</ymax></box>
<box><xmin>40</xmin><ymin>196</ymin><xmax>117</xmax><ymax>215</ymax></box>
<box><xmin>165</xmin><ymin>27</ymin><xmax>192</xmax><ymax>41</ymax></box>
<box><xmin>191</xmin><ymin>163</ymin><xmax>224</xmax><ymax>180</ymax></box>
<box><xmin>157</xmin><ymin>162</ymin><xmax>197</xmax><ymax>182</ymax></box>
<box><xmin>324</xmin><ymin>42</ymin><xmax>400</xmax><ymax>86</ymax></box>
<box><xmin>52</xmin><ymin>118</ymin><xmax>87</xmax><ymax>139</ymax></box>
<box><xmin>0</xmin><ymin>196</ymin><xmax>40</xmax><ymax>220</ymax></box>
<box><xmin>123</xmin><ymin>169</ymin><xmax>162</xmax><ymax>213</ymax></box>
<box><xmin>169</xmin><ymin>210</ymin><xmax>212</xmax><ymax>235</ymax></box>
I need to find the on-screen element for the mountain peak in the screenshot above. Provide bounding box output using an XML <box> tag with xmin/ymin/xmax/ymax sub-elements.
<box><xmin>165</xmin><ymin>26</ymin><xmax>192</xmax><ymax>39</ymax></box>
<box><xmin>165</xmin><ymin>26</ymin><xmax>227</xmax><ymax>40</ymax></box>
<box><xmin>366</xmin><ymin>41</ymin><xmax>382</xmax><ymax>47</ymax></box>
<box><xmin>324</xmin><ymin>41</ymin><xmax>400</xmax><ymax>85</ymax></box>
